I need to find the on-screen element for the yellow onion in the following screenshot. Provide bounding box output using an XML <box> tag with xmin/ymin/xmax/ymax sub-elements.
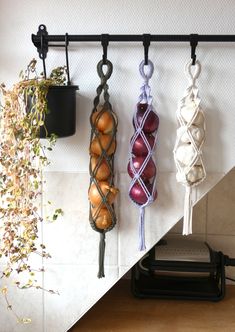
<box><xmin>88</xmin><ymin>181</ymin><xmax>119</xmax><ymax>207</ymax></box>
<box><xmin>92</xmin><ymin>107</ymin><xmax>116</xmax><ymax>133</ymax></box>
<box><xmin>90</xmin><ymin>134</ymin><xmax>116</xmax><ymax>156</ymax></box>
<box><xmin>90</xmin><ymin>155</ymin><xmax>111</xmax><ymax>181</ymax></box>
<box><xmin>91</xmin><ymin>207</ymin><xmax>112</xmax><ymax>230</ymax></box>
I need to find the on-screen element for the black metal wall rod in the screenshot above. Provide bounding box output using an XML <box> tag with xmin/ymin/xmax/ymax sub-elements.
<box><xmin>31</xmin><ymin>25</ymin><xmax>235</xmax><ymax>61</ymax></box>
<box><xmin>32</xmin><ymin>33</ymin><xmax>235</xmax><ymax>45</ymax></box>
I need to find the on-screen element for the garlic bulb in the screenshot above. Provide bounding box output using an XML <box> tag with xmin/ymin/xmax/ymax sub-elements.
<box><xmin>186</xmin><ymin>165</ymin><xmax>204</xmax><ymax>184</ymax></box>
<box><xmin>180</xmin><ymin>101</ymin><xmax>204</xmax><ymax>126</ymax></box>
<box><xmin>194</xmin><ymin>158</ymin><xmax>202</xmax><ymax>166</ymax></box>
<box><xmin>176</xmin><ymin>171</ymin><xmax>187</xmax><ymax>184</ymax></box>
<box><xmin>177</xmin><ymin>125</ymin><xmax>205</xmax><ymax>146</ymax></box>
<box><xmin>175</xmin><ymin>144</ymin><xmax>195</xmax><ymax>166</ymax></box>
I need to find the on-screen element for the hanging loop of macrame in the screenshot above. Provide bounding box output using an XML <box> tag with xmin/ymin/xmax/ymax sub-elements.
<box><xmin>139</xmin><ymin>59</ymin><xmax>154</xmax><ymax>81</ymax></box>
<box><xmin>185</xmin><ymin>59</ymin><xmax>201</xmax><ymax>86</ymax></box>
<box><xmin>128</xmin><ymin>59</ymin><xmax>158</xmax><ymax>251</ymax></box>
<box><xmin>97</xmin><ymin>59</ymin><xmax>113</xmax><ymax>81</ymax></box>
<box><xmin>89</xmin><ymin>57</ymin><xmax>118</xmax><ymax>278</ymax></box>
<box><xmin>173</xmin><ymin>59</ymin><xmax>206</xmax><ymax>235</ymax></box>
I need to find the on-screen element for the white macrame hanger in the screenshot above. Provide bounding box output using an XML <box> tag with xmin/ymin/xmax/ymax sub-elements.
<box><xmin>173</xmin><ymin>59</ymin><xmax>206</xmax><ymax>235</ymax></box>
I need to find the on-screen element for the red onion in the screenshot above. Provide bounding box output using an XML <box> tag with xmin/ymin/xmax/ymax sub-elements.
<box><xmin>133</xmin><ymin>103</ymin><xmax>159</xmax><ymax>134</ymax></box>
<box><xmin>129</xmin><ymin>181</ymin><xmax>157</xmax><ymax>205</ymax></box>
<box><xmin>127</xmin><ymin>156</ymin><xmax>156</xmax><ymax>180</ymax></box>
<box><xmin>132</xmin><ymin>134</ymin><xmax>155</xmax><ymax>156</ymax></box>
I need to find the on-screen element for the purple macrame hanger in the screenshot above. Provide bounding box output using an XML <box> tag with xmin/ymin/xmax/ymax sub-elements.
<box><xmin>128</xmin><ymin>59</ymin><xmax>159</xmax><ymax>251</ymax></box>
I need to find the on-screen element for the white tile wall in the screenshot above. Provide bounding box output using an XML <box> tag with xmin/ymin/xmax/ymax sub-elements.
<box><xmin>43</xmin><ymin>264</ymin><xmax>118</xmax><ymax>332</ymax></box>
<box><xmin>0</xmin><ymin>169</ymin><xmax>230</xmax><ymax>332</ymax></box>
<box><xmin>0</xmin><ymin>269</ymin><xmax>43</xmax><ymax>332</ymax></box>
<box><xmin>169</xmin><ymin>168</ymin><xmax>235</xmax><ymax>282</ymax></box>
<box><xmin>42</xmin><ymin>171</ymin><xmax>119</xmax><ymax>268</ymax></box>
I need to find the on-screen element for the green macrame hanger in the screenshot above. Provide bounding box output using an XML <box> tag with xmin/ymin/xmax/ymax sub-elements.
<box><xmin>88</xmin><ymin>45</ymin><xmax>118</xmax><ymax>278</ymax></box>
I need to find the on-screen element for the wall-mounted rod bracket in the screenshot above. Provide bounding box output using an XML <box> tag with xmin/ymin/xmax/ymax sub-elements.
<box><xmin>35</xmin><ymin>24</ymin><xmax>49</xmax><ymax>60</ymax></box>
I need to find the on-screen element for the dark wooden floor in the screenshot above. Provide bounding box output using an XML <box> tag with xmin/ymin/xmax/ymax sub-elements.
<box><xmin>69</xmin><ymin>280</ymin><xmax>235</xmax><ymax>332</ymax></box>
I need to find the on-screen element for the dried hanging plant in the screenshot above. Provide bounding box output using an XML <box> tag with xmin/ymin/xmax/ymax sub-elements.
<box><xmin>0</xmin><ymin>59</ymin><xmax>64</xmax><ymax>323</ymax></box>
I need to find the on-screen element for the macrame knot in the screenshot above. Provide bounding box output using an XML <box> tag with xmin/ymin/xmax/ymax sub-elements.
<box><xmin>136</xmin><ymin>127</ymin><xmax>142</xmax><ymax>134</ymax></box>
<box><xmin>148</xmin><ymin>196</ymin><xmax>154</xmax><ymax>204</ymax></box>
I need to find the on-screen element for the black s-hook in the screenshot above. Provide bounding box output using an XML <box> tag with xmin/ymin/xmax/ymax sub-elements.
<box><xmin>101</xmin><ymin>34</ymin><xmax>109</xmax><ymax>64</ymax></box>
<box><xmin>143</xmin><ymin>34</ymin><xmax>151</xmax><ymax>65</ymax></box>
<box><xmin>65</xmin><ymin>33</ymin><xmax>71</xmax><ymax>85</ymax></box>
<box><xmin>190</xmin><ymin>34</ymin><xmax>198</xmax><ymax>65</ymax></box>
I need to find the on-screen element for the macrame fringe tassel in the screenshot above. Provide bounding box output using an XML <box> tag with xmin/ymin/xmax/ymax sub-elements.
<box><xmin>98</xmin><ymin>232</ymin><xmax>106</xmax><ymax>278</ymax></box>
<box><xmin>183</xmin><ymin>186</ymin><xmax>193</xmax><ymax>235</ymax></box>
<box><xmin>139</xmin><ymin>207</ymin><xmax>146</xmax><ymax>251</ymax></box>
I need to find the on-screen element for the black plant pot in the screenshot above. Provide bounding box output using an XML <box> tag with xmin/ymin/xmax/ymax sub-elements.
<box><xmin>40</xmin><ymin>85</ymin><xmax>78</xmax><ymax>138</ymax></box>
